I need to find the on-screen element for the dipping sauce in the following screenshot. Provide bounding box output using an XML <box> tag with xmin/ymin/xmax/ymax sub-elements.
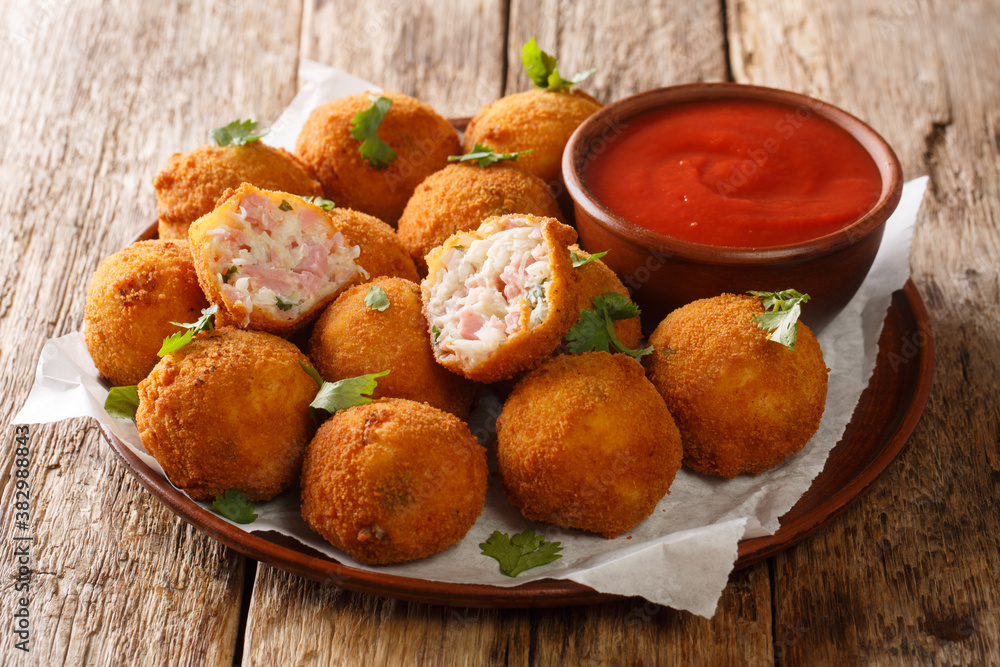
<box><xmin>584</xmin><ymin>99</ymin><xmax>883</xmax><ymax>247</ymax></box>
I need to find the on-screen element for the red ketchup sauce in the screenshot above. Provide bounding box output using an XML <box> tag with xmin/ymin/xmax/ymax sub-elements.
<box><xmin>584</xmin><ymin>99</ymin><xmax>883</xmax><ymax>247</ymax></box>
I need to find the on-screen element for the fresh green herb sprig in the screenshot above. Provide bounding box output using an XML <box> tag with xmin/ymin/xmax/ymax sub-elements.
<box><xmin>448</xmin><ymin>143</ymin><xmax>533</xmax><ymax>168</ymax></box>
<box><xmin>480</xmin><ymin>529</ymin><xmax>563</xmax><ymax>577</ymax></box>
<box><xmin>157</xmin><ymin>305</ymin><xmax>218</xmax><ymax>357</ymax></box>
<box><xmin>570</xmin><ymin>249</ymin><xmax>608</xmax><ymax>268</ymax></box>
<box><xmin>565</xmin><ymin>292</ymin><xmax>652</xmax><ymax>358</ymax></box>
<box><xmin>213</xmin><ymin>489</ymin><xmax>258</xmax><ymax>524</ymax></box>
<box><xmin>365</xmin><ymin>285</ymin><xmax>390</xmax><ymax>311</ymax></box>
<box><xmin>302</xmin><ymin>195</ymin><xmax>336</xmax><ymax>211</ymax></box>
<box><xmin>105</xmin><ymin>385</ymin><xmax>140</xmax><ymax>419</ymax></box>
<box><xmin>211</xmin><ymin>119</ymin><xmax>268</xmax><ymax>146</ymax></box>
<box><xmin>748</xmin><ymin>289</ymin><xmax>811</xmax><ymax>349</ymax></box>
<box><xmin>299</xmin><ymin>361</ymin><xmax>389</xmax><ymax>420</ymax></box>
<box><xmin>351</xmin><ymin>95</ymin><xmax>396</xmax><ymax>169</ymax></box>
<box><xmin>520</xmin><ymin>38</ymin><xmax>595</xmax><ymax>92</ymax></box>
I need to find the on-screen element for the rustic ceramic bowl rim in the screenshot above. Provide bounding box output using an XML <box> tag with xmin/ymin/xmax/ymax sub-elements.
<box><xmin>563</xmin><ymin>82</ymin><xmax>904</xmax><ymax>265</ymax></box>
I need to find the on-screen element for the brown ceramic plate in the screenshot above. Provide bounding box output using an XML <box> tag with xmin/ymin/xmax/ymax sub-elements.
<box><xmin>100</xmin><ymin>219</ymin><xmax>933</xmax><ymax>607</ymax></box>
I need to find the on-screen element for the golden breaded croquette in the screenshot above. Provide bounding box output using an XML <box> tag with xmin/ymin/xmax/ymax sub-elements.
<box><xmin>295</xmin><ymin>92</ymin><xmax>460</xmax><ymax>225</ymax></box>
<box><xmin>325</xmin><ymin>207</ymin><xmax>419</xmax><ymax>284</ymax></box>
<box><xmin>300</xmin><ymin>398</ymin><xmax>488</xmax><ymax>565</ymax></box>
<box><xmin>496</xmin><ymin>352</ymin><xmax>683</xmax><ymax>538</ymax></box>
<box><xmin>397</xmin><ymin>161</ymin><xmax>563</xmax><ymax>273</ymax></box>
<box><xmin>136</xmin><ymin>327</ymin><xmax>317</xmax><ymax>501</ymax></box>
<box><xmin>463</xmin><ymin>89</ymin><xmax>603</xmax><ymax>186</ymax></box>
<box><xmin>569</xmin><ymin>245</ymin><xmax>642</xmax><ymax>350</ymax></box>
<box><xmin>309</xmin><ymin>277</ymin><xmax>476</xmax><ymax>419</ymax></box>
<box><xmin>422</xmin><ymin>214</ymin><xmax>580</xmax><ymax>383</ymax></box>
<box><xmin>154</xmin><ymin>141</ymin><xmax>323</xmax><ymax>239</ymax></box>
<box><xmin>85</xmin><ymin>239</ymin><xmax>209</xmax><ymax>386</ymax></box>
<box><xmin>643</xmin><ymin>293</ymin><xmax>829</xmax><ymax>478</ymax></box>
<box><xmin>188</xmin><ymin>184</ymin><xmax>365</xmax><ymax>336</ymax></box>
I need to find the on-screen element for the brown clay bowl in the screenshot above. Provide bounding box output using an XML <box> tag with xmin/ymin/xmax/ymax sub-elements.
<box><xmin>562</xmin><ymin>83</ymin><xmax>903</xmax><ymax>330</ymax></box>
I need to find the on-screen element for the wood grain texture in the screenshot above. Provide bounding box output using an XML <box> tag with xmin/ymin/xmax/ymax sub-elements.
<box><xmin>0</xmin><ymin>0</ymin><xmax>303</xmax><ymax>663</ymax></box>
<box><xmin>300</xmin><ymin>0</ymin><xmax>508</xmax><ymax>118</ymax></box>
<box><xmin>731</xmin><ymin>0</ymin><xmax>1000</xmax><ymax>663</ymax></box>
<box><xmin>506</xmin><ymin>0</ymin><xmax>729</xmax><ymax>104</ymax></box>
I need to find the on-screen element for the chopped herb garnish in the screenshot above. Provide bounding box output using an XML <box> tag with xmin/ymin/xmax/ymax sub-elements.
<box><xmin>105</xmin><ymin>385</ymin><xmax>140</xmax><ymax>419</ymax></box>
<box><xmin>431</xmin><ymin>324</ymin><xmax>442</xmax><ymax>345</ymax></box>
<box><xmin>565</xmin><ymin>292</ymin><xmax>652</xmax><ymax>358</ymax></box>
<box><xmin>526</xmin><ymin>282</ymin><xmax>546</xmax><ymax>305</ymax></box>
<box><xmin>302</xmin><ymin>195</ymin><xmax>336</xmax><ymax>211</ymax></box>
<box><xmin>570</xmin><ymin>249</ymin><xmax>608</xmax><ymax>268</ymax></box>
<box><xmin>222</xmin><ymin>265</ymin><xmax>238</xmax><ymax>282</ymax></box>
<box><xmin>520</xmin><ymin>38</ymin><xmax>595</xmax><ymax>92</ymax></box>
<box><xmin>279</xmin><ymin>200</ymin><xmax>293</xmax><ymax>212</ymax></box>
<box><xmin>309</xmin><ymin>370</ymin><xmax>390</xmax><ymax>416</ymax></box>
<box><xmin>480</xmin><ymin>529</ymin><xmax>563</xmax><ymax>577</ymax></box>
<box><xmin>158</xmin><ymin>305</ymin><xmax>218</xmax><ymax>357</ymax></box>
<box><xmin>365</xmin><ymin>285</ymin><xmax>390</xmax><ymax>311</ymax></box>
<box><xmin>213</xmin><ymin>489</ymin><xmax>257</xmax><ymax>524</ymax></box>
<box><xmin>448</xmin><ymin>142</ymin><xmax>533</xmax><ymax>168</ymax></box>
<box><xmin>453</xmin><ymin>245</ymin><xmax>466</xmax><ymax>252</ymax></box>
<box><xmin>350</xmin><ymin>95</ymin><xmax>396</xmax><ymax>169</ymax></box>
<box><xmin>748</xmin><ymin>289</ymin><xmax>811</xmax><ymax>349</ymax></box>
<box><xmin>275</xmin><ymin>296</ymin><xmax>294</xmax><ymax>311</ymax></box>
<box><xmin>210</xmin><ymin>119</ymin><xmax>268</xmax><ymax>147</ymax></box>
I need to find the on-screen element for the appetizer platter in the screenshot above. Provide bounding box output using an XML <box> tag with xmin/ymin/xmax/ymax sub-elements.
<box><xmin>21</xmin><ymin>41</ymin><xmax>933</xmax><ymax>613</ymax></box>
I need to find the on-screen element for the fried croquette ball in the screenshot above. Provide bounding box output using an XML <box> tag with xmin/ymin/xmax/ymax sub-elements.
<box><xmin>154</xmin><ymin>142</ymin><xmax>323</xmax><ymax>239</ymax></box>
<box><xmin>136</xmin><ymin>327</ymin><xmax>317</xmax><ymax>501</ymax></box>
<box><xmin>397</xmin><ymin>161</ymin><xmax>563</xmax><ymax>272</ymax></box>
<box><xmin>422</xmin><ymin>214</ymin><xmax>580</xmax><ymax>383</ymax></box>
<box><xmin>295</xmin><ymin>92</ymin><xmax>460</xmax><ymax>225</ymax></box>
<box><xmin>569</xmin><ymin>245</ymin><xmax>642</xmax><ymax>350</ymax></box>
<box><xmin>496</xmin><ymin>352</ymin><xmax>682</xmax><ymax>538</ymax></box>
<box><xmin>84</xmin><ymin>239</ymin><xmax>209</xmax><ymax>386</ymax></box>
<box><xmin>309</xmin><ymin>277</ymin><xmax>475</xmax><ymax>419</ymax></box>
<box><xmin>300</xmin><ymin>398</ymin><xmax>488</xmax><ymax>565</ymax></box>
<box><xmin>643</xmin><ymin>293</ymin><xmax>829</xmax><ymax>478</ymax></box>
<box><xmin>325</xmin><ymin>207</ymin><xmax>419</xmax><ymax>284</ymax></box>
<box><xmin>463</xmin><ymin>89</ymin><xmax>603</xmax><ymax>186</ymax></box>
<box><xmin>188</xmin><ymin>183</ymin><xmax>364</xmax><ymax>336</ymax></box>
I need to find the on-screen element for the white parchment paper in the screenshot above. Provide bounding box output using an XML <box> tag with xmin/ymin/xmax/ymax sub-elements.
<box><xmin>12</xmin><ymin>62</ymin><xmax>929</xmax><ymax>617</ymax></box>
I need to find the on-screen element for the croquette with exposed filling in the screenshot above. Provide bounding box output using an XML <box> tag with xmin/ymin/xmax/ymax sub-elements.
<box><xmin>643</xmin><ymin>293</ymin><xmax>829</xmax><ymax>478</ymax></box>
<box><xmin>422</xmin><ymin>214</ymin><xmax>579</xmax><ymax>383</ymax></box>
<box><xmin>85</xmin><ymin>239</ymin><xmax>209</xmax><ymax>387</ymax></box>
<box><xmin>300</xmin><ymin>398</ymin><xmax>488</xmax><ymax>565</ymax></box>
<box><xmin>309</xmin><ymin>277</ymin><xmax>476</xmax><ymax>419</ymax></box>
<box><xmin>496</xmin><ymin>352</ymin><xmax>683</xmax><ymax>538</ymax></box>
<box><xmin>295</xmin><ymin>92</ymin><xmax>460</xmax><ymax>225</ymax></box>
<box><xmin>136</xmin><ymin>327</ymin><xmax>318</xmax><ymax>501</ymax></box>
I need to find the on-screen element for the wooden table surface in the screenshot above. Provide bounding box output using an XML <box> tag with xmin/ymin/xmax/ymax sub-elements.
<box><xmin>2</xmin><ymin>0</ymin><xmax>998</xmax><ymax>664</ymax></box>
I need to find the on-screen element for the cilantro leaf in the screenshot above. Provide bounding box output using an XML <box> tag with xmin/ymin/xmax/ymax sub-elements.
<box><xmin>350</xmin><ymin>96</ymin><xmax>397</xmax><ymax>169</ymax></box>
<box><xmin>211</xmin><ymin>119</ymin><xmax>268</xmax><ymax>147</ymax></box>
<box><xmin>748</xmin><ymin>289</ymin><xmax>811</xmax><ymax>349</ymax></box>
<box><xmin>564</xmin><ymin>292</ymin><xmax>652</xmax><ymax>358</ymax></box>
<box><xmin>105</xmin><ymin>385</ymin><xmax>140</xmax><ymax>419</ymax></box>
<box><xmin>279</xmin><ymin>199</ymin><xmax>293</xmax><ymax>211</ymax></box>
<box><xmin>158</xmin><ymin>305</ymin><xmax>218</xmax><ymax>357</ymax></box>
<box><xmin>448</xmin><ymin>142</ymin><xmax>533</xmax><ymax>168</ymax></box>
<box><xmin>275</xmin><ymin>295</ymin><xmax>294</xmax><ymax>311</ymax></box>
<box><xmin>480</xmin><ymin>529</ymin><xmax>563</xmax><ymax>577</ymax></box>
<box><xmin>365</xmin><ymin>285</ymin><xmax>390</xmax><ymax>311</ymax></box>
<box><xmin>520</xmin><ymin>38</ymin><xmax>596</xmax><ymax>92</ymax></box>
<box><xmin>222</xmin><ymin>265</ymin><xmax>238</xmax><ymax>282</ymax></box>
<box><xmin>310</xmin><ymin>370</ymin><xmax>390</xmax><ymax>415</ymax></box>
<box><xmin>431</xmin><ymin>324</ymin><xmax>442</xmax><ymax>346</ymax></box>
<box><xmin>212</xmin><ymin>488</ymin><xmax>258</xmax><ymax>524</ymax></box>
<box><xmin>570</xmin><ymin>249</ymin><xmax>608</xmax><ymax>268</ymax></box>
<box><xmin>302</xmin><ymin>195</ymin><xmax>336</xmax><ymax>211</ymax></box>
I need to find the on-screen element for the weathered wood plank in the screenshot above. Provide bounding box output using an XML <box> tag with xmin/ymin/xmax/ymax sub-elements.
<box><xmin>0</xmin><ymin>0</ymin><xmax>303</xmax><ymax>663</ymax></box>
<box><xmin>730</xmin><ymin>0</ymin><xmax>1000</xmax><ymax>662</ymax></box>
<box><xmin>299</xmin><ymin>0</ymin><xmax>508</xmax><ymax>118</ymax></box>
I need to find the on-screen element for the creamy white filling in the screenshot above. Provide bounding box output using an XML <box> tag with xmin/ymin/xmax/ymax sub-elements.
<box><xmin>426</xmin><ymin>221</ymin><xmax>551</xmax><ymax>367</ymax></box>
<box><xmin>205</xmin><ymin>195</ymin><xmax>362</xmax><ymax>325</ymax></box>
